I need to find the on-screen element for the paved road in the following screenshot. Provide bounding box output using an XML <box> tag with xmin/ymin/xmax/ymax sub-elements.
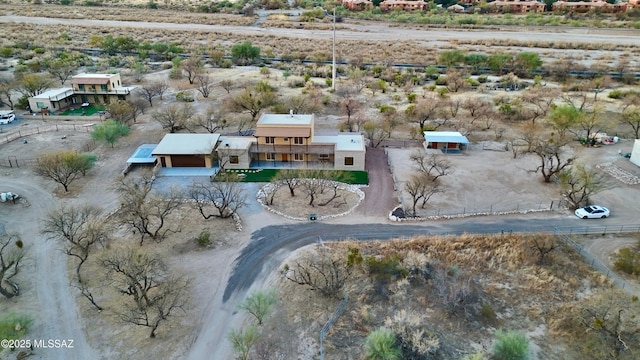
<box><xmin>2</xmin><ymin>15</ymin><xmax>640</xmax><ymax>45</ymax></box>
<box><xmin>222</xmin><ymin>214</ymin><xmax>583</xmax><ymax>302</ymax></box>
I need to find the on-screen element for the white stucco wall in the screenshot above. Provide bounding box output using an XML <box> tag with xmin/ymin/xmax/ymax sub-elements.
<box><xmin>334</xmin><ymin>150</ymin><xmax>365</xmax><ymax>171</ymax></box>
<box><xmin>630</xmin><ymin>139</ymin><xmax>640</xmax><ymax>167</ymax></box>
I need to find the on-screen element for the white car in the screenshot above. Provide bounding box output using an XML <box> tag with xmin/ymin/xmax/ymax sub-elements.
<box><xmin>0</xmin><ymin>110</ymin><xmax>16</xmax><ymax>124</ymax></box>
<box><xmin>575</xmin><ymin>205</ymin><xmax>610</xmax><ymax>219</ymax></box>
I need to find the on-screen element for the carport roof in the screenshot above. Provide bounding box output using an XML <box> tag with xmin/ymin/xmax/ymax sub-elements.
<box><xmin>423</xmin><ymin>131</ymin><xmax>469</xmax><ymax>144</ymax></box>
<box><xmin>152</xmin><ymin>134</ymin><xmax>220</xmax><ymax>155</ymax></box>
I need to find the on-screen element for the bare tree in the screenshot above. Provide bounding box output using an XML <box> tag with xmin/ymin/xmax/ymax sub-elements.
<box><xmin>529</xmin><ymin>135</ymin><xmax>576</xmax><ymax>183</ymax></box>
<box><xmin>195</xmin><ymin>72</ymin><xmax>213</xmax><ymax>98</ymax></box>
<box><xmin>620</xmin><ymin>106</ymin><xmax>640</xmax><ymax>139</ymax></box>
<box><xmin>41</xmin><ymin>205</ymin><xmax>107</xmax><ymax>283</ymax></box>
<box><xmin>187</xmin><ymin>105</ymin><xmax>227</xmax><ymax>133</ymax></box>
<box><xmin>101</xmin><ymin>247</ymin><xmax>190</xmax><ymax>338</ymax></box>
<box><xmin>18</xmin><ymin>73</ymin><xmax>53</xmax><ymax>97</ymax></box>
<box><xmin>219</xmin><ymin>79</ymin><xmax>234</xmax><ymax>94</ymax></box>
<box><xmin>106</xmin><ymin>100</ymin><xmax>134</xmax><ymax>124</ymax></box>
<box><xmin>136</xmin><ymin>80</ymin><xmax>169</xmax><ymax>107</ymax></box>
<box><xmin>0</xmin><ymin>75</ymin><xmax>17</xmax><ymax>109</ymax></box>
<box><xmin>223</xmin><ymin>83</ymin><xmax>277</xmax><ymax>123</ymax></box>
<box><xmin>153</xmin><ymin>103</ymin><xmax>195</xmax><ymax>133</ymax></box>
<box><xmin>181</xmin><ymin>57</ymin><xmax>203</xmax><ymax>85</ymax></box>
<box><xmin>281</xmin><ymin>247</ymin><xmax>353</xmax><ymax>298</ymax></box>
<box><xmin>117</xmin><ymin>175</ymin><xmax>183</xmax><ymax>245</ymax></box>
<box><xmin>363</xmin><ymin>118</ymin><xmax>397</xmax><ymax>148</ymax></box>
<box><xmin>409</xmin><ymin>151</ymin><xmax>452</xmax><ymax>181</ymax></box>
<box><xmin>529</xmin><ymin>236</ymin><xmax>556</xmax><ymax>265</ymax></box>
<box><xmin>560</xmin><ymin>164</ymin><xmax>608</xmax><ymax>210</ymax></box>
<box><xmin>336</xmin><ymin>87</ymin><xmax>361</xmax><ymax>131</ymax></box>
<box><xmin>0</xmin><ymin>234</ymin><xmax>25</xmax><ymax>299</ymax></box>
<box><xmin>188</xmin><ymin>174</ymin><xmax>247</xmax><ymax>219</ymax></box>
<box><xmin>445</xmin><ymin>69</ymin><xmax>467</xmax><ymax>93</ymax></box>
<box><xmin>579</xmin><ymin>294</ymin><xmax>640</xmax><ymax>358</ymax></box>
<box><xmin>272</xmin><ymin>169</ymin><xmax>301</xmax><ymax>197</ymax></box>
<box><xmin>519</xmin><ymin>86</ymin><xmax>561</xmax><ymax>124</ymax></box>
<box><xmin>34</xmin><ymin>150</ymin><xmax>95</xmax><ymax>192</ymax></box>
<box><xmin>405</xmin><ymin>94</ymin><xmax>440</xmax><ymax>130</ymax></box>
<box><xmin>41</xmin><ymin>205</ymin><xmax>108</xmax><ymax>310</ymax></box>
<box><xmin>404</xmin><ymin>172</ymin><xmax>442</xmax><ymax>217</ymax></box>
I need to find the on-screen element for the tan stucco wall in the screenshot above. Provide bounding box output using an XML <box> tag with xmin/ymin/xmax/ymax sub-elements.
<box><xmin>334</xmin><ymin>150</ymin><xmax>365</xmax><ymax>171</ymax></box>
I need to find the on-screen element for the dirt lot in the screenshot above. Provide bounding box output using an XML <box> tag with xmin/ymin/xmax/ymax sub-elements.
<box><xmin>1</xmin><ymin>13</ymin><xmax>640</xmax><ymax>358</ymax></box>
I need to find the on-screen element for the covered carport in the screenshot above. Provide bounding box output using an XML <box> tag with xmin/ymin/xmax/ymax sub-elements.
<box><xmin>423</xmin><ymin>131</ymin><xmax>469</xmax><ymax>154</ymax></box>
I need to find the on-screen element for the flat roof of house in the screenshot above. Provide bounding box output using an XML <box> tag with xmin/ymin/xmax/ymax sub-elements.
<box><xmin>71</xmin><ymin>73</ymin><xmax>119</xmax><ymax>85</ymax></box>
<box><xmin>218</xmin><ymin>136</ymin><xmax>255</xmax><ymax>150</ymax></box>
<box><xmin>257</xmin><ymin>113</ymin><xmax>313</xmax><ymax>126</ymax></box>
<box><xmin>127</xmin><ymin>144</ymin><xmax>158</xmax><ymax>164</ymax></box>
<box><xmin>31</xmin><ymin>88</ymin><xmax>74</xmax><ymax>99</ymax></box>
<box><xmin>152</xmin><ymin>134</ymin><xmax>221</xmax><ymax>155</ymax></box>
<box><xmin>312</xmin><ymin>132</ymin><xmax>365</xmax><ymax>151</ymax></box>
<box><xmin>423</xmin><ymin>131</ymin><xmax>469</xmax><ymax>144</ymax></box>
<box><xmin>254</xmin><ymin>127</ymin><xmax>311</xmax><ymax>138</ymax></box>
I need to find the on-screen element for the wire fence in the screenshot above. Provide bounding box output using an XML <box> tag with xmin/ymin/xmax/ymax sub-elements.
<box><xmin>0</xmin><ymin>123</ymin><xmax>94</xmax><ymax>146</ymax></box>
<box><xmin>0</xmin><ymin>124</ymin><xmax>96</xmax><ymax>168</ymax></box>
<box><xmin>554</xmin><ymin>226</ymin><xmax>640</xmax><ymax>296</ymax></box>
<box><xmin>419</xmin><ymin>200</ymin><xmax>567</xmax><ymax>218</ymax></box>
<box><xmin>319</xmin><ymin>293</ymin><xmax>349</xmax><ymax>360</ymax></box>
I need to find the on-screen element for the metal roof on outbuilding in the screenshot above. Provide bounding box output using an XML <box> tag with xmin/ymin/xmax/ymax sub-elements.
<box><xmin>423</xmin><ymin>131</ymin><xmax>469</xmax><ymax>144</ymax></box>
<box><xmin>152</xmin><ymin>134</ymin><xmax>220</xmax><ymax>155</ymax></box>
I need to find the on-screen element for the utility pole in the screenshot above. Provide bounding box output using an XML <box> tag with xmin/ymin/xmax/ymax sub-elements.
<box><xmin>332</xmin><ymin>7</ymin><xmax>336</xmax><ymax>92</ymax></box>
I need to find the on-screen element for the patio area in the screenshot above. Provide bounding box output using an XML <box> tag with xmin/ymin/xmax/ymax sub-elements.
<box><xmin>58</xmin><ymin>104</ymin><xmax>105</xmax><ymax>116</ymax></box>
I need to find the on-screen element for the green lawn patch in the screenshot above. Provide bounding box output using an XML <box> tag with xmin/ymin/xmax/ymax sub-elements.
<box><xmin>58</xmin><ymin>104</ymin><xmax>105</xmax><ymax>116</ymax></box>
<box><xmin>218</xmin><ymin>169</ymin><xmax>369</xmax><ymax>185</ymax></box>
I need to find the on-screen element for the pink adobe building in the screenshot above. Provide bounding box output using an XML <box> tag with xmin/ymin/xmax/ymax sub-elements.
<box><xmin>379</xmin><ymin>0</ymin><xmax>430</xmax><ymax>11</ymax></box>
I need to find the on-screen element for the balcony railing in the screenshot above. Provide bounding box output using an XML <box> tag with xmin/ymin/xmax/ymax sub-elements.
<box><xmin>250</xmin><ymin>143</ymin><xmax>334</xmax><ymax>155</ymax></box>
<box><xmin>73</xmin><ymin>88</ymin><xmax>131</xmax><ymax>95</ymax></box>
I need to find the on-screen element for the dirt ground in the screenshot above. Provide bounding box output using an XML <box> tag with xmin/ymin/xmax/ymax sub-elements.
<box><xmin>2</xmin><ymin>23</ymin><xmax>640</xmax><ymax>359</ymax></box>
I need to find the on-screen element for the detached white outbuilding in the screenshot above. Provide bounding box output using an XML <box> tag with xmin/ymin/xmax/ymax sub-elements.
<box><xmin>631</xmin><ymin>139</ymin><xmax>640</xmax><ymax>168</ymax></box>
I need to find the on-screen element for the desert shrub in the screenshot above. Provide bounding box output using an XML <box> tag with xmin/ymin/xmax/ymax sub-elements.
<box><xmin>407</xmin><ymin>93</ymin><xmax>417</xmax><ymax>103</ymax></box>
<box><xmin>462</xmin><ymin>351</ymin><xmax>486</xmax><ymax>360</ymax></box>
<box><xmin>239</xmin><ymin>290</ymin><xmax>277</xmax><ymax>326</ymax></box>
<box><xmin>479</xmin><ymin>303</ymin><xmax>498</xmax><ymax>324</ymax></box>
<box><xmin>176</xmin><ymin>92</ymin><xmax>194</xmax><ymax>102</ymax></box>
<box><xmin>195</xmin><ymin>230</ymin><xmax>211</xmax><ymax>247</ymax></box>
<box><xmin>384</xmin><ymin>310</ymin><xmax>440</xmax><ymax>358</ymax></box>
<box><xmin>608</xmin><ymin>90</ymin><xmax>625</xmax><ymax>99</ymax></box>
<box><xmin>493</xmin><ymin>330</ymin><xmax>530</xmax><ymax>360</ymax></box>
<box><xmin>613</xmin><ymin>246</ymin><xmax>640</xmax><ymax>275</ymax></box>
<box><xmin>0</xmin><ymin>313</ymin><xmax>33</xmax><ymax>343</ymax></box>
<box><xmin>435</xmin><ymin>76</ymin><xmax>448</xmax><ymax>86</ymax></box>
<box><xmin>364</xmin><ymin>327</ymin><xmax>402</xmax><ymax>360</ymax></box>
<box><xmin>282</xmin><ymin>247</ymin><xmax>353</xmax><ymax>298</ymax></box>
<box><xmin>365</xmin><ymin>255</ymin><xmax>408</xmax><ymax>281</ymax></box>
<box><xmin>228</xmin><ymin>325</ymin><xmax>260</xmax><ymax>360</ymax></box>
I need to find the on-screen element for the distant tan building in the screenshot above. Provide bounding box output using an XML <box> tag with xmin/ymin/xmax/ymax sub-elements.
<box><xmin>379</xmin><ymin>0</ymin><xmax>429</xmax><ymax>11</ymax></box>
<box><xmin>552</xmin><ymin>0</ymin><xmax>630</xmax><ymax>13</ymax></box>
<box><xmin>490</xmin><ymin>0</ymin><xmax>545</xmax><ymax>13</ymax></box>
<box><xmin>339</xmin><ymin>0</ymin><xmax>373</xmax><ymax>11</ymax></box>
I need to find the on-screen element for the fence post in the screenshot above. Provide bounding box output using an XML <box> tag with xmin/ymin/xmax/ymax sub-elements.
<box><xmin>550</xmin><ymin>200</ymin><xmax>553</xmax><ymax>210</ymax></box>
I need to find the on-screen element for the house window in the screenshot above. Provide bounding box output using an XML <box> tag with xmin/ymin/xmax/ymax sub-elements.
<box><xmin>78</xmin><ymin>84</ymin><xmax>85</xmax><ymax>91</ymax></box>
<box><xmin>265</xmin><ymin>137</ymin><xmax>275</xmax><ymax>144</ymax></box>
<box><xmin>344</xmin><ymin>157</ymin><xmax>354</xmax><ymax>166</ymax></box>
<box><xmin>294</xmin><ymin>137</ymin><xmax>304</xmax><ymax>144</ymax></box>
<box><xmin>266</xmin><ymin>153</ymin><xmax>275</xmax><ymax>160</ymax></box>
<box><xmin>229</xmin><ymin>155</ymin><xmax>239</xmax><ymax>164</ymax></box>
<box><xmin>101</xmin><ymin>84</ymin><xmax>107</xmax><ymax>91</ymax></box>
<box><xmin>294</xmin><ymin>153</ymin><xmax>304</xmax><ymax>161</ymax></box>
<box><xmin>36</xmin><ymin>102</ymin><xmax>45</xmax><ymax>109</ymax></box>
<box><xmin>319</xmin><ymin>154</ymin><xmax>330</xmax><ymax>160</ymax></box>
<box><xmin>117</xmin><ymin>80</ymin><xmax>120</xmax><ymax>86</ymax></box>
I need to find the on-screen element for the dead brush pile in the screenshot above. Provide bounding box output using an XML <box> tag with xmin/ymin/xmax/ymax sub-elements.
<box><xmin>276</xmin><ymin>233</ymin><xmax>635</xmax><ymax>359</ymax></box>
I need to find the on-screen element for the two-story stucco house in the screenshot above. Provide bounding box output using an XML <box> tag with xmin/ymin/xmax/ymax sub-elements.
<box><xmin>151</xmin><ymin>113</ymin><xmax>366</xmax><ymax>171</ymax></box>
<box><xmin>249</xmin><ymin>113</ymin><xmax>366</xmax><ymax>171</ymax></box>
<box><xmin>27</xmin><ymin>73</ymin><xmax>135</xmax><ymax>114</ymax></box>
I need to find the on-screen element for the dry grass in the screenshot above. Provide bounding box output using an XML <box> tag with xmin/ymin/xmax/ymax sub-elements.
<box><xmin>267</xmin><ymin>233</ymin><xmax>633</xmax><ymax>359</ymax></box>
